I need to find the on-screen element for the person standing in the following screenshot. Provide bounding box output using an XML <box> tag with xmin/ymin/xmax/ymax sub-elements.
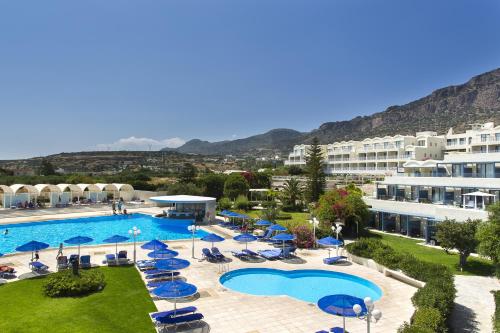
<box><xmin>56</xmin><ymin>243</ymin><xmax>64</xmax><ymax>259</ymax></box>
<box><xmin>112</xmin><ymin>201</ymin><xmax>116</xmax><ymax>215</ymax></box>
<box><xmin>117</xmin><ymin>200</ymin><xmax>123</xmax><ymax>214</ymax></box>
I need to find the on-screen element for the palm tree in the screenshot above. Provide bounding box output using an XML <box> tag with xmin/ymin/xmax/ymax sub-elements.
<box><xmin>282</xmin><ymin>178</ymin><xmax>303</xmax><ymax>210</ymax></box>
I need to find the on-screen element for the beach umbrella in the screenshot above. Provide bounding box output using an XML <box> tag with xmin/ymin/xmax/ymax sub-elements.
<box><xmin>233</xmin><ymin>233</ymin><xmax>257</xmax><ymax>250</ymax></box>
<box><xmin>147</xmin><ymin>249</ymin><xmax>179</xmax><ymax>259</ymax></box>
<box><xmin>317</xmin><ymin>236</ymin><xmax>343</xmax><ymax>257</ymax></box>
<box><xmin>268</xmin><ymin>224</ymin><xmax>287</xmax><ymax>232</ymax></box>
<box><xmin>64</xmin><ymin>236</ymin><xmax>93</xmax><ymax>256</ymax></box>
<box><xmin>103</xmin><ymin>235</ymin><xmax>129</xmax><ymax>258</ymax></box>
<box><xmin>255</xmin><ymin>219</ymin><xmax>272</xmax><ymax>226</ymax></box>
<box><xmin>318</xmin><ymin>294</ymin><xmax>367</xmax><ymax>333</ymax></box>
<box><xmin>155</xmin><ymin>258</ymin><xmax>191</xmax><ymax>281</ymax></box>
<box><xmin>16</xmin><ymin>240</ymin><xmax>50</xmax><ymax>260</ymax></box>
<box><xmin>201</xmin><ymin>233</ymin><xmax>225</xmax><ymax>248</ymax></box>
<box><xmin>141</xmin><ymin>239</ymin><xmax>168</xmax><ymax>251</ymax></box>
<box><xmin>151</xmin><ymin>280</ymin><xmax>198</xmax><ymax>313</ymax></box>
<box><xmin>271</xmin><ymin>233</ymin><xmax>295</xmax><ymax>256</ymax></box>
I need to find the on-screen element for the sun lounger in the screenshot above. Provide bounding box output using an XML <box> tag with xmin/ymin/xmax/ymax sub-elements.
<box><xmin>104</xmin><ymin>254</ymin><xmax>117</xmax><ymax>266</ymax></box>
<box><xmin>117</xmin><ymin>251</ymin><xmax>130</xmax><ymax>265</ymax></box>
<box><xmin>146</xmin><ymin>279</ymin><xmax>183</xmax><ymax>289</ymax></box>
<box><xmin>80</xmin><ymin>255</ymin><xmax>91</xmax><ymax>268</ymax></box>
<box><xmin>145</xmin><ymin>271</ymin><xmax>181</xmax><ymax>280</ymax></box>
<box><xmin>256</xmin><ymin>229</ymin><xmax>273</xmax><ymax>241</ymax></box>
<box><xmin>242</xmin><ymin>249</ymin><xmax>258</xmax><ymax>256</ymax></box>
<box><xmin>151</xmin><ymin>306</ymin><xmax>197</xmax><ymax>320</ymax></box>
<box><xmin>211</xmin><ymin>247</ymin><xmax>226</xmax><ymax>260</ymax></box>
<box><xmin>153</xmin><ymin>312</ymin><xmax>204</xmax><ymax>327</ymax></box>
<box><xmin>323</xmin><ymin>256</ymin><xmax>348</xmax><ymax>265</ymax></box>
<box><xmin>202</xmin><ymin>248</ymin><xmax>218</xmax><ymax>262</ymax></box>
<box><xmin>231</xmin><ymin>250</ymin><xmax>247</xmax><ymax>258</ymax></box>
<box><xmin>258</xmin><ymin>249</ymin><xmax>282</xmax><ymax>260</ymax></box>
<box><xmin>29</xmin><ymin>261</ymin><xmax>48</xmax><ymax>272</ymax></box>
<box><xmin>0</xmin><ymin>265</ymin><xmax>16</xmax><ymax>278</ymax></box>
<box><xmin>57</xmin><ymin>256</ymin><xmax>68</xmax><ymax>271</ymax></box>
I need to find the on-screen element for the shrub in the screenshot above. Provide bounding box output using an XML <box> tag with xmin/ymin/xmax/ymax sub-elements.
<box><xmin>346</xmin><ymin>237</ymin><xmax>455</xmax><ymax>333</ymax></box>
<box><xmin>218</xmin><ymin>197</ymin><xmax>232</xmax><ymax>210</ymax></box>
<box><xmin>44</xmin><ymin>269</ymin><xmax>106</xmax><ymax>297</ymax></box>
<box><xmin>293</xmin><ymin>225</ymin><xmax>314</xmax><ymax>249</ymax></box>
<box><xmin>234</xmin><ymin>195</ymin><xmax>250</xmax><ymax>211</ymax></box>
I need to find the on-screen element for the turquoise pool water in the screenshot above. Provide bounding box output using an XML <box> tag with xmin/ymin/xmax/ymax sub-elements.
<box><xmin>0</xmin><ymin>213</ymin><xmax>208</xmax><ymax>254</ymax></box>
<box><xmin>220</xmin><ymin>268</ymin><xmax>382</xmax><ymax>304</ymax></box>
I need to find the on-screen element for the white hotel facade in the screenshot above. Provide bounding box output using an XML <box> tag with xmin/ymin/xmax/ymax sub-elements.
<box><xmin>285</xmin><ymin>122</ymin><xmax>500</xmax><ymax>242</ymax></box>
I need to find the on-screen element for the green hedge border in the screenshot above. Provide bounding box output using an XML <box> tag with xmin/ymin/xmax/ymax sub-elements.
<box><xmin>346</xmin><ymin>238</ymin><xmax>456</xmax><ymax>333</ymax></box>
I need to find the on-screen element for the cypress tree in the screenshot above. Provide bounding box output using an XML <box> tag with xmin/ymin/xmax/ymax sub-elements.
<box><xmin>305</xmin><ymin>137</ymin><xmax>326</xmax><ymax>203</ymax></box>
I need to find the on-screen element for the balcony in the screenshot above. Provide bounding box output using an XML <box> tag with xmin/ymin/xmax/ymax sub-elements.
<box><xmin>470</xmin><ymin>137</ymin><xmax>500</xmax><ymax>145</ymax></box>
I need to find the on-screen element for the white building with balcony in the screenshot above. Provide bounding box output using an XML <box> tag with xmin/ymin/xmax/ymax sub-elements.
<box><xmin>284</xmin><ymin>144</ymin><xmax>327</xmax><ymax>166</ymax></box>
<box><xmin>445</xmin><ymin>122</ymin><xmax>500</xmax><ymax>154</ymax></box>
<box><xmin>366</xmin><ymin>152</ymin><xmax>500</xmax><ymax>243</ymax></box>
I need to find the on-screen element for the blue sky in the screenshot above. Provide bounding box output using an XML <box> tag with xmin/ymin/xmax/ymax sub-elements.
<box><xmin>1</xmin><ymin>0</ymin><xmax>499</xmax><ymax>159</ymax></box>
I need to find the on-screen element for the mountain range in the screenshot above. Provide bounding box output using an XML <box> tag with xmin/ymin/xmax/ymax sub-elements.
<box><xmin>167</xmin><ymin>68</ymin><xmax>500</xmax><ymax>155</ymax></box>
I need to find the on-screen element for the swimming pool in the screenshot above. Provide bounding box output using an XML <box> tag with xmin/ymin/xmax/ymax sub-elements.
<box><xmin>0</xmin><ymin>213</ymin><xmax>209</xmax><ymax>254</ymax></box>
<box><xmin>220</xmin><ymin>268</ymin><xmax>382</xmax><ymax>304</ymax></box>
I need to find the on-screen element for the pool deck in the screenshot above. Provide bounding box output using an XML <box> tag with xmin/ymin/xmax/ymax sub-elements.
<box><xmin>0</xmin><ymin>208</ymin><xmax>417</xmax><ymax>333</ymax></box>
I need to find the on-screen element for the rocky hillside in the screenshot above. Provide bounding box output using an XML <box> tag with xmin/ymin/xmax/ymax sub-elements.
<box><xmin>172</xmin><ymin>68</ymin><xmax>500</xmax><ymax>154</ymax></box>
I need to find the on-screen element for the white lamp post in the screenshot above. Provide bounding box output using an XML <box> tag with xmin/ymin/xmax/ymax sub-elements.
<box><xmin>187</xmin><ymin>223</ymin><xmax>200</xmax><ymax>259</ymax></box>
<box><xmin>308</xmin><ymin>217</ymin><xmax>319</xmax><ymax>248</ymax></box>
<box><xmin>332</xmin><ymin>223</ymin><xmax>343</xmax><ymax>256</ymax></box>
<box><xmin>353</xmin><ymin>297</ymin><xmax>383</xmax><ymax>333</ymax></box>
<box><xmin>128</xmin><ymin>226</ymin><xmax>141</xmax><ymax>263</ymax></box>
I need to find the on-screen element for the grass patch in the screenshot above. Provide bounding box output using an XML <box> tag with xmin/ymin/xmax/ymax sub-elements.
<box><xmin>0</xmin><ymin>266</ymin><xmax>156</xmax><ymax>333</ymax></box>
<box><xmin>370</xmin><ymin>231</ymin><xmax>495</xmax><ymax>276</ymax></box>
<box><xmin>235</xmin><ymin>210</ymin><xmax>311</xmax><ymax>230</ymax></box>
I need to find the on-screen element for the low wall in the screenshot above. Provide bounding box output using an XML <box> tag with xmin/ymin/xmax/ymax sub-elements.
<box><xmin>349</xmin><ymin>253</ymin><xmax>425</xmax><ymax>288</ymax></box>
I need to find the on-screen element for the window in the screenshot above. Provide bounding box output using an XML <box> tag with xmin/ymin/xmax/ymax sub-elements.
<box><xmin>496</xmin><ymin>133</ymin><xmax>500</xmax><ymax>142</ymax></box>
<box><xmin>417</xmin><ymin>140</ymin><xmax>426</xmax><ymax>146</ymax></box>
<box><xmin>481</xmin><ymin>134</ymin><xmax>490</xmax><ymax>142</ymax></box>
<box><xmin>459</xmin><ymin>138</ymin><xmax>466</xmax><ymax>145</ymax></box>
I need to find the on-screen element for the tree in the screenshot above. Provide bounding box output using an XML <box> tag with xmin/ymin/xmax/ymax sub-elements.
<box><xmin>234</xmin><ymin>195</ymin><xmax>250</xmax><ymax>211</ymax></box>
<box><xmin>476</xmin><ymin>202</ymin><xmax>500</xmax><ymax>277</ymax></box>
<box><xmin>223</xmin><ymin>173</ymin><xmax>249</xmax><ymax>200</ymax></box>
<box><xmin>179</xmin><ymin>163</ymin><xmax>197</xmax><ymax>183</ymax></box>
<box><xmin>281</xmin><ymin>178</ymin><xmax>303</xmax><ymax>211</ymax></box>
<box><xmin>287</xmin><ymin>165</ymin><xmax>304</xmax><ymax>176</ymax></box>
<box><xmin>315</xmin><ymin>187</ymin><xmax>369</xmax><ymax>237</ymax></box>
<box><xmin>38</xmin><ymin>159</ymin><xmax>56</xmax><ymax>176</ymax></box>
<box><xmin>436</xmin><ymin>219</ymin><xmax>480</xmax><ymax>270</ymax></box>
<box><xmin>304</xmin><ymin>137</ymin><xmax>326</xmax><ymax>203</ymax></box>
<box><xmin>167</xmin><ymin>182</ymin><xmax>203</xmax><ymax>196</ymax></box>
<box><xmin>200</xmin><ymin>174</ymin><xmax>226</xmax><ymax>199</ymax></box>
<box><xmin>260</xmin><ymin>200</ymin><xmax>280</xmax><ymax>222</ymax></box>
<box><xmin>218</xmin><ymin>197</ymin><xmax>232</xmax><ymax>210</ymax></box>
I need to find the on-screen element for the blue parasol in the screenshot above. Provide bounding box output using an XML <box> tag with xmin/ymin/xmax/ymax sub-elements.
<box><xmin>318</xmin><ymin>294</ymin><xmax>367</xmax><ymax>332</ymax></box>
<box><xmin>233</xmin><ymin>233</ymin><xmax>257</xmax><ymax>250</ymax></box>
<box><xmin>201</xmin><ymin>233</ymin><xmax>225</xmax><ymax>248</ymax></box>
<box><xmin>147</xmin><ymin>249</ymin><xmax>179</xmax><ymax>259</ymax></box>
<box><xmin>103</xmin><ymin>235</ymin><xmax>130</xmax><ymax>258</ymax></box>
<box><xmin>317</xmin><ymin>236</ymin><xmax>343</xmax><ymax>258</ymax></box>
<box><xmin>268</xmin><ymin>224</ymin><xmax>287</xmax><ymax>232</ymax></box>
<box><xmin>155</xmin><ymin>258</ymin><xmax>190</xmax><ymax>271</ymax></box>
<box><xmin>64</xmin><ymin>235</ymin><xmax>94</xmax><ymax>256</ymax></box>
<box><xmin>141</xmin><ymin>239</ymin><xmax>168</xmax><ymax>251</ymax></box>
<box><xmin>151</xmin><ymin>280</ymin><xmax>198</xmax><ymax>312</ymax></box>
<box><xmin>271</xmin><ymin>233</ymin><xmax>295</xmax><ymax>255</ymax></box>
<box><xmin>16</xmin><ymin>240</ymin><xmax>50</xmax><ymax>260</ymax></box>
<box><xmin>255</xmin><ymin>219</ymin><xmax>272</xmax><ymax>226</ymax></box>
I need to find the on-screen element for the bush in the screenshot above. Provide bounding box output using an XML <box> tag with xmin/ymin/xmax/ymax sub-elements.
<box><xmin>218</xmin><ymin>197</ymin><xmax>232</xmax><ymax>210</ymax></box>
<box><xmin>346</xmin><ymin>237</ymin><xmax>455</xmax><ymax>333</ymax></box>
<box><xmin>44</xmin><ymin>269</ymin><xmax>106</xmax><ymax>297</ymax></box>
<box><xmin>293</xmin><ymin>225</ymin><xmax>314</xmax><ymax>249</ymax></box>
<box><xmin>234</xmin><ymin>195</ymin><xmax>250</xmax><ymax>211</ymax></box>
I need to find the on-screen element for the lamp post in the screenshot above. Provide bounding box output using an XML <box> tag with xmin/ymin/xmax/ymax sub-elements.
<box><xmin>353</xmin><ymin>297</ymin><xmax>383</xmax><ymax>333</ymax></box>
<box><xmin>332</xmin><ymin>222</ymin><xmax>343</xmax><ymax>256</ymax></box>
<box><xmin>128</xmin><ymin>226</ymin><xmax>141</xmax><ymax>263</ymax></box>
<box><xmin>187</xmin><ymin>223</ymin><xmax>200</xmax><ymax>259</ymax></box>
<box><xmin>308</xmin><ymin>217</ymin><xmax>319</xmax><ymax>248</ymax></box>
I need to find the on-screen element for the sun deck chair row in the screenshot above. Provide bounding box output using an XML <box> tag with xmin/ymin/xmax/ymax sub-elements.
<box><xmin>231</xmin><ymin>249</ymin><xmax>259</xmax><ymax>258</ymax></box>
<box><xmin>57</xmin><ymin>255</ymin><xmax>92</xmax><ymax>270</ymax></box>
<box><xmin>257</xmin><ymin>247</ymin><xmax>296</xmax><ymax>260</ymax></box>
<box><xmin>202</xmin><ymin>247</ymin><xmax>226</xmax><ymax>262</ymax></box>
<box><xmin>150</xmin><ymin>306</ymin><xmax>204</xmax><ymax>329</ymax></box>
<box><xmin>103</xmin><ymin>251</ymin><xmax>130</xmax><ymax>266</ymax></box>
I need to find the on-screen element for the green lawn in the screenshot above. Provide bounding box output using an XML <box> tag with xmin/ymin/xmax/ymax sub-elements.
<box><xmin>370</xmin><ymin>231</ymin><xmax>495</xmax><ymax>276</ymax></box>
<box><xmin>0</xmin><ymin>266</ymin><xmax>156</xmax><ymax>333</ymax></box>
<box><xmin>235</xmin><ymin>210</ymin><xmax>311</xmax><ymax>230</ymax></box>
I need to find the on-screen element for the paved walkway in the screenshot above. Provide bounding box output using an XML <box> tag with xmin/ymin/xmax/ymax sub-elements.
<box><xmin>450</xmin><ymin>275</ymin><xmax>500</xmax><ymax>333</ymax></box>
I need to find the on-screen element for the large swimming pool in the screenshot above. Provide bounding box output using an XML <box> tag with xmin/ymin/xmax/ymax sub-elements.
<box><xmin>0</xmin><ymin>213</ymin><xmax>209</xmax><ymax>254</ymax></box>
<box><xmin>220</xmin><ymin>268</ymin><xmax>382</xmax><ymax>304</ymax></box>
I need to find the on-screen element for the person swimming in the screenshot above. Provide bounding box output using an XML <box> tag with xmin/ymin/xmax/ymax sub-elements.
<box><xmin>3</xmin><ymin>229</ymin><xmax>8</xmax><ymax>236</ymax></box>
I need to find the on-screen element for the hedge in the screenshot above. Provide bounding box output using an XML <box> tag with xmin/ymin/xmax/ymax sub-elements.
<box><xmin>347</xmin><ymin>238</ymin><xmax>456</xmax><ymax>333</ymax></box>
<box><xmin>43</xmin><ymin>269</ymin><xmax>106</xmax><ymax>297</ymax></box>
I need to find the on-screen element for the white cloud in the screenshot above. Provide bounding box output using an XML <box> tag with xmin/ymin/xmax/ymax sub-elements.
<box><xmin>96</xmin><ymin>136</ymin><xmax>186</xmax><ymax>151</ymax></box>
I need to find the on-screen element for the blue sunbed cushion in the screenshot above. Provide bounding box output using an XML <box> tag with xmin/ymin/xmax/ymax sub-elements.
<box><xmin>30</xmin><ymin>262</ymin><xmax>47</xmax><ymax>269</ymax></box>
<box><xmin>105</xmin><ymin>254</ymin><xmax>116</xmax><ymax>260</ymax></box>
<box><xmin>146</xmin><ymin>271</ymin><xmax>180</xmax><ymax>280</ymax></box>
<box><xmin>155</xmin><ymin>312</ymin><xmax>204</xmax><ymax>324</ymax></box>
<box><xmin>242</xmin><ymin>249</ymin><xmax>258</xmax><ymax>256</ymax></box>
<box><xmin>323</xmin><ymin>256</ymin><xmax>348</xmax><ymax>265</ymax></box>
<box><xmin>151</xmin><ymin>306</ymin><xmax>197</xmax><ymax>319</ymax></box>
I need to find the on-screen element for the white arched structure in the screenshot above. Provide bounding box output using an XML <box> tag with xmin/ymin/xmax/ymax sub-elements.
<box><xmin>35</xmin><ymin>184</ymin><xmax>62</xmax><ymax>207</ymax></box>
<box><xmin>0</xmin><ymin>185</ymin><xmax>14</xmax><ymax>208</ymax></box>
<box><xmin>77</xmin><ymin>184</ymin><xmax>102</xmax><ymax>203</ymax></box>
<box><xmin>95</xmin><ymin>183</ymin><xmax>119</xmax><ymax>201</ymax></box>
<box><xmin>113</xmin><ymin>183</ymin><xmax>135</xmax><ymax>201</ymax></box>
<box><xmin>57</xmin><ymin>184</ymin><xmax>84</xmax><ymax>204</ymax></box>
<box><xmin>10</xmin><ymin>184</ymin><xmax>38</xmax><ymax>207</ymax></box>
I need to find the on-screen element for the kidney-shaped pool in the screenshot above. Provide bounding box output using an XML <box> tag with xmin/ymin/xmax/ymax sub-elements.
<box><xmin>220</xmin><ymin>268</ymin><xmax>382</xmax><ymax>304</ymax></box>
